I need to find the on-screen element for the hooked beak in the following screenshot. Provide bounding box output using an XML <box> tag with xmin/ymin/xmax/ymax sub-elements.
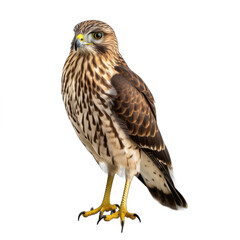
<box><xmin>75</xmin><ymin>38</ymin><xmax>82</xmax><ymax>51</ymax></box>
<box><xmin>75</xmin><ymin>34</ymin><xmax>93</xmax><ymax>51</ymax></box>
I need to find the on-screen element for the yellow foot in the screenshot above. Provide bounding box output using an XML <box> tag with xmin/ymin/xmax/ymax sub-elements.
<box><xmin>78</xmin><ymin>203</ymin><xmax>119</xmax><ymax>221</ymax></box>
<box><xmin>97</xmin><ymin>208</ymin><xmax>141</xmax><ymax>232</ymax></box>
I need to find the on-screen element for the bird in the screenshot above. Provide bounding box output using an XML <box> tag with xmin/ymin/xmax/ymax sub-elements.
<box><xmin>61</xmin><ymin>20</ymin><xmax>187</xmax><ymax>232</ymax></box>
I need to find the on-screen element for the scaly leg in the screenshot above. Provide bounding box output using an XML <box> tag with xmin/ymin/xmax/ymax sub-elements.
<box><xmin>78</xmin><ymin>174</ymin><xmax>119</xmax><ymax>220</ymax></box>
<box><xmin>98</xmin><ymin>178</ymin><xmax>141</xmax><ymax>232</ymax></box>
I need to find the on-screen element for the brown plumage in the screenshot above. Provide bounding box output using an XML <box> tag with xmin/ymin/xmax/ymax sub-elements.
<box><xmin>62</xmin><ymin>20</ymin><xmax>187</xmax><ymax>230</ymax></box>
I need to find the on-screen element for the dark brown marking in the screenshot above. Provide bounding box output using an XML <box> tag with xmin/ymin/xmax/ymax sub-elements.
<box><xmin>93</xmin><ymin>130</ymin><xmax>97</xmax><ymax>143</ymax></box>
<box><xmin>88</xmin><ymin>117</ymin><xmax>91</xmax><ymax>131</ymax></box>
<box><xmin>81</xmin><ymin>114</ymin><xmax>85</xmax><ymax>133</ymax></box>
<box><xmin>106</xmin><ymin>147</ymin><xmax>110</xmax><ymax>156</ymax></box>
<box><xmin>96</xmin><ymin>45</ymin><xmax>107</xmax><ymax>54</ymax></box>
<box><xmin>93</xmin><ymin>102</ymin><xmax>104</xmax><ymax>117</ymax></box>
<box><xmin>103</xmin><ymin>135</ymin><xmax>107</xmax><ymax>148</ymax></box>
<box><xmin>95</xmin><ymin>72</ymin><xmax>100</xmax><ymax>81</ymax></box>
<box><xmin>88</xmin><ymin>64</ymin><xmax>94</xmax><ymax>77</ymax></box>
<box><xmin>79</xmin><ymin>102</ymin><xmax>82</xmax><ymax>113</ymax></box>
<box><xmin>82</xmin><ymin>92</ymin><xmax>86</xmax><ymax>109</ymax></box>
<box><xmin>103</xmin><ymin>135</ymin><xmax>110</xmax><ymax>156</ymax></box>
<box><xmin>67</xmin><ymin>100</ymin><xmax>72</xmax><ymax>115</ymax></box>
<box><xmin>84</xmin><ymin>77</ymin><xmax>89</xmax><ymax>94</ymax></box>
<box><xmin>92</xmin><ymin>114</ymin><xmax>96</xmax><ymax>126</ymax></box>
<box><xmin>95</xmin><ymin>92</ymin><xmax>108</xmax><ymax>108</ymax></box>
<box><xmin>92</xmin><ymin>80</ymin><xmax>96</xmax><ymax>90</ymax></box>
<box><xmin>96</xmin><ymin>123</ymin><xmax>100</xmax><ymax>132</ymax></box>
<box><xmin>97</xmin><ymin>144</ymin><xmax>101</xmax><ymax>155</ymax></box>
<box><xmin>100</xmin><ymin>76</ymin><xmax>111</xmax><ymax>88</ymax></box>
<box><xmin>99</xmin><ymin>67</ymin><xmax>105</xmax><ymax>75</ymax></box>
<box><xmin>99</xmin><ymin>57</ymin><xmax>107</xmax><ymax>69</ymax></box>
<box><xmin>92</xmin><ymin>57</ymin><xmax>97</xmax><ymax>68</ymax></box>
<box><xmin>80</xmin><ymin>79</ymin><xmax>84</xmax><ymax>88</ymax></box>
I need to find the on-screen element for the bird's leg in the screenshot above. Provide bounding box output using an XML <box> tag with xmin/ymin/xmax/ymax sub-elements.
<box><xmin>78</xmin><ymin>174</ymin><xmax>118</xmax><ymax>220</ymax></box>
<box><xmin>99</xmin><ymin>178</ymin><xmax>141</xmax><ymax>232</ymax></box>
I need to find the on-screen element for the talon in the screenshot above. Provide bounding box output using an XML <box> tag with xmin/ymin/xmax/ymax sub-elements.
<box><xmin>98</xmin><ymin>211</ymin><xmax>103</xmax><ymax>219</ymax></box>
<box><xmin>78</xmin><ymin>211</ymin><xmax>85</xmax><ymax>221</ymax></box>
<box><xmin>97</xmin><ymin>215</ymin><xmax>106</xmax><ymax>225</ymax></box>
<box><xmin>90</xmin><ymin>207</ymin><xmax>94</xmax><ymax>211</ymax></box>
<box><xmin>110</xmin><ymin>204</ymin><xmax>119</xmax><ymax>214</ymax></box>
<box><xmin>121</xmin><ymin>220</ymin><xmax>124</xmax><ymax>233</ymax></box>
<box><xmin>133</xmin><ymin>213</ymin><xmax>141</xmax><ymax>222</ymax></box>
<box><xmin>110</xmin><ymin>209</ymin><xmax>116</xmax><ymax>214</ymax></box>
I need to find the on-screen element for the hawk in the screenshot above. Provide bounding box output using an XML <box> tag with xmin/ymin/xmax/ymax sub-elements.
<box><xmin>62</xmin><ymin>20</ymin><xmax>187</xmax><ymax>232</ymax></box>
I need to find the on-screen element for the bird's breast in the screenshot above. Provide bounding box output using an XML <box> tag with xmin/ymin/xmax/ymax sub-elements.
<box><xmin>62</xmin><ymin>53</ymin><xmax>140</xmax><ymax>178</ymax></box>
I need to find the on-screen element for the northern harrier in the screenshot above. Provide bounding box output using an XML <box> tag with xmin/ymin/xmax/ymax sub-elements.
<box><xmin>62</xmin><ymin>20</ymin><xmax>187</xmax><ymax>232</ymax></box>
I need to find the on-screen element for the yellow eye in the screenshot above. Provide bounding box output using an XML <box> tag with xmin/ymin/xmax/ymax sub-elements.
<box><xmin>92</xmin><ymin>32</ymin><xmax>103</xmax><ymax>40</ymax></box>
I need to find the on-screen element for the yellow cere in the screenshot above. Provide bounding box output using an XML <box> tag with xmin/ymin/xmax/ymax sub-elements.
<box><xmin>76</xmin><ymin>34</ymin><xmax>93</xmax><ymax>45</ymax></box>
<box><xmin>76</xmin><ymin>34</ymin><xmax>84</xmax><ymax>42</ymax></box>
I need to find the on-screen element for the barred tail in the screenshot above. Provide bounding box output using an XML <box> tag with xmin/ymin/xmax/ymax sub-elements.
<box><xmin>138</xmin><ymin>151</ymin><xmax>187</xmax><ymax>210</ymax></box>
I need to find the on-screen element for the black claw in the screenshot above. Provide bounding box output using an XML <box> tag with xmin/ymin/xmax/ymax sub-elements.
<box><xmin>111</xmin><ymin>204</ymin><xmax>120</xmax><ymax>214</ymax></box>
<box><xmin>133</xmin><ymin>213</ymin><xmax>141</xmax><ymax>223</ymax></box>
<box><xmin>98</xmin><ymin>211</ymin><xmax>103</xmax><ymax>219</ymax></box>
<box><xmin>90</xmin><ymin>207</ymin><xmax>94</xmax><ymax>211</ymax></box>
<box><xmin>97</xmin><ymin>215</ymin><xmax>106</xmax><ymax>225</ymax></box>
<box><xmin>110</xmin><ymin>209</ymin><xmax>116</xmax><ymax>214</ymax></box>
<box><xmin>121</xmin><ymin>220</ymin><xmax>125</xmax><ymax>233</ymax></box>
<box><xmin>78</xmin><ymin>211</ymin><xmax>85</xmax><ymax>221</ymax></box>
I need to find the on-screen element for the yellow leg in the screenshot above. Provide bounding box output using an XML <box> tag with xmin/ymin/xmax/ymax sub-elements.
<box><xmin>78</xmin><ymin>174</ymin><xmax>118</xmax><ymax>220</ymax></box>
<box><xmin>99</xmin><ymin>179</ymin><xmax>141</xmax><ymax>232</ymax></box>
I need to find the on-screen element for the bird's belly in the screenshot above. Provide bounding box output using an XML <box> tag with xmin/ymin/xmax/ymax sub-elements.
<box><xmin>64</xmin><ymin>89</ymin><xmax>140</xmax><ymax>179</ymax></box>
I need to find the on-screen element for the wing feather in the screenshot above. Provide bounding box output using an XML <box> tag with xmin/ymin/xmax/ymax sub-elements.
<box><xmin>111</xmin><ymin>65</ymin><xmax>172</xmax><ymax>167</ymax></box>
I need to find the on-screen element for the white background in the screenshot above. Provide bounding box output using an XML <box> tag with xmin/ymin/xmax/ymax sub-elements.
<box><xmin>1</xmin><ymin>0</ymin><xmax>240</xmax><ymax>239</ymax></box>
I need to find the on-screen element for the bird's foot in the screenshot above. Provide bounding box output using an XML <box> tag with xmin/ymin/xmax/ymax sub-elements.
<box><xmin>97</xmin><ymin>206</ymin><xmax>141</xmax><ymax>232</ymax></box>
<box><xmin>78</xmin><ymin>203</ymin><xmax>119</xmax><ymax>220</ymax></box>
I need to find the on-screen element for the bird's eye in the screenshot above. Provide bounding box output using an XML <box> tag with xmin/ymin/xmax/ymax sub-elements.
<box><xmin>92</xmin><ymin>32</ymin><xmax>103</xmax><ymax>40</ymax></box>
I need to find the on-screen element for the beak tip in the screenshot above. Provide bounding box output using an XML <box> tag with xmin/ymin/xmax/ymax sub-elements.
<box><xmin>75</xmin><ymin>38</ymin><xmax>81</xmax><ymax>51</ymax></box>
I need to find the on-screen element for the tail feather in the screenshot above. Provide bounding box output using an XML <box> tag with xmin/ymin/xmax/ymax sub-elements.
<box><xmin>138</xmin><ymin>151</ymin><xmax>187</xmax><ymax>210</ymax></box>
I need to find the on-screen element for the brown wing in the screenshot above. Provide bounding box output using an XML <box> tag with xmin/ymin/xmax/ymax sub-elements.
<box><xmin>114</xmin><ymin>66</ymin><xmax>156</xmax><ymax>117</ymax></box>
<box><xmin>111</xmin><ymin>65</ymin><xmax>172</xmax><ymax>167</ymax></box>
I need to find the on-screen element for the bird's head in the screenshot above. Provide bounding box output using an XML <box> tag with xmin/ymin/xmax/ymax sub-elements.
<box><xmin>72</xmin><ymin>20</ymin><xmax>119</xmax><ymax>56</ymax></box>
